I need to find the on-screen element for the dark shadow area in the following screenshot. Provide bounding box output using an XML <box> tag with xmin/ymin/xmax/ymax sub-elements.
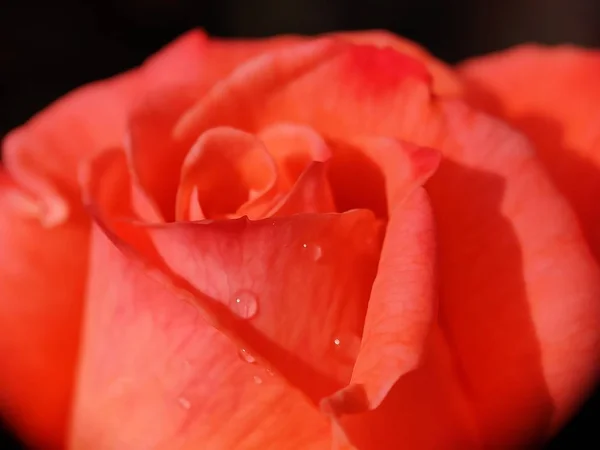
<box><xmin>427</xmin><ymin>159</ymin><xmax>554</xmax><ymax>446</ymax></box>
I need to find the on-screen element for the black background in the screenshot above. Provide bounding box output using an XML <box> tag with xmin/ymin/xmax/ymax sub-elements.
<box><xmin>1</xmin><ymin>0</ymin><xmax>600</xmax><ymax>448</ymax></box>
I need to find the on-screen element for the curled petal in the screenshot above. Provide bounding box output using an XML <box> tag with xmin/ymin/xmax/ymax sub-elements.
<box><xmin>323</xmin><ymin>139</ymin><xmax>440</xmax><ymax>414</ymax></box>
<box><xmin>269</xmin><ymin>162</ymin><xmax>337</xmax><ymax>217</ymax></box>
<box><xmin>175</xmin><ymin>127</ymin><xmax>278</xmax><ymax>221</ymax></box>
<box><xmin>258</xmin><ymin>123</ymin><xmax>332</xmax><ymax>187</ymax></box>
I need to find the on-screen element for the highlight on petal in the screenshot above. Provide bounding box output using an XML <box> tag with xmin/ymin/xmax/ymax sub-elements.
<box><xmin>175</xmin><ymin>127</ymin><xmax>278</xmax><ymax>221</ymax></box>
<box><xmin>70</xmin><ymin>225</ymin><xmax>334</xmax><ymax>450</ymax></box>
<box><xmin>459</xmin><ymin>45</ymin><xmax>600</xmax><ymax>263</ymax></box>
<box><xmin>0</xmin><ymin>171</ymin><xmax>88</xmax><ymax>450</ymax></box>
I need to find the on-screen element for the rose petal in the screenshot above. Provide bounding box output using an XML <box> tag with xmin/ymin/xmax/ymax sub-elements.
<box><xmin>69</xmin><ymin>224</ymin><xmax>334</xmax><ymax>449</ymax></box>
<box><xmin>332</xmin><ymin>327</ymin><xmax>480</xmax><ymax>449</ymax></box>
<box><xmin>459</xmin><ymin>45</ymin><xmax>600</xmax><ymax>263</ymax></box>
<box><xmin>333</xmin><ymin>29</ymin><xmax>463</xmax><ymax>96</ymax></box>
<box><xmin>126</xmin><ymin>35</ymin><xmax>307</xmax><ymax>221</ymax></box>
<box><xmin>0</xmin><ymin>172</ymin><xmax>87</xmax><ymax>449</ymax></box>
<box><xmin>137</xmin><ymin>212</ymin><xmax>383</xmax><ymax>401</ymax></box>
<box><xmin>2</xmin><ymin>29</ymin><xmax>206</xmax><ymax>224</ymax></box>
<box><xmin>175</xmin><ymin>127</ymin><xmax>278</xmax><ymax>221</ymax></box>
<box><xmin>426</xmin><ymin>101</ymin><xmax>600</xmax><ymax>445</ymax></box>
<box><xmin>174</xmin><ymin>39</ymin><xmax>436</xmax><ymax>145</ymax></box>
<box><xmin>258</xmin><ymin>123</ymin><xmax>332</xmax><ymax>188</ymax></box>
<box><xmin>82</xmin><ymin>147</ymin><xmax>382</xmax><ymax>401</ymax></box>
<box><xmin>323</xmin><ymin>139</ymin><xmax>440</xmax><ymax>414</ymax></box>
<box><xmin>268</xmin><ymin>162</ymin><xmax>337</xmax><ymax>217</ymax></box>
<box><xmin>179</xmin><ymin>37</ymin><xmax>600</xmax><ymax>446</ymax></box>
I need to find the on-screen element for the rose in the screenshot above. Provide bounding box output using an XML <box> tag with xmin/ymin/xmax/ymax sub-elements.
<box><xmin>1</xmin><ymin>29</ymin><xmax>599</xmax><ymax>450</ymax></box>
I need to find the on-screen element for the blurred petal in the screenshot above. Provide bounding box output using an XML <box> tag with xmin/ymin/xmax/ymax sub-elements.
<box><xmin>70</xmin><ymin>225</ymin><xmax>333</xmax><ymax>450</ymax></box>
<box><xmin>459</xmin><ymin>45</ymin><xmax>600</xmax><ymax>263</ymax></box>
<box><xmin>0</xmin><ymin>172</ymin><xmax>87</xmax><ymax>449</ymax></box>
<box><xmin>2</xmin><ymin>29</ymin><xmax>206</xmax><ymax>222</ymax></box>
<box><xmin>127</xmin><ymin>35</ymin><xmax>307</xmax><ymax>221</ymax></box>
<box><xmin>333</xmin><ymin>29</ymin><xmax>463</xmax><ymax>96</ymax></box>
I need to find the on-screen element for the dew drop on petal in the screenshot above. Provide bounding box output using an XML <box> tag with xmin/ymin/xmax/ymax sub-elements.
<box><xmin>253</xmin><ymin>375</ymin><xmax>263</xmax><ymax>385</ymax></box>
<box><xmin>230</xmin><ymin>290</ymin><xmax>258</xmax><ymax>319</ymax></box>
<box><xmin>238</xmin><ymin>348</ymin><xmax>257</xmax><ymax>364</ymax></box>
<box><xmin>332</xmin><ymin>333</ymin><xmax>361</xmax><ymax>363</ymax></box>
<box><xmin>178</xmin><ymin>397</ymin><xmax>191</xmax><ymax>410</ymax></box>
<box><xmin>302</xmin><ymin>242</ymin><xmax>323</xmax><ymax>261</ymax></box>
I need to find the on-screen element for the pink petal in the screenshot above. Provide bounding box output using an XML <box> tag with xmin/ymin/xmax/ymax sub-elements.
<box><xmin>69</xmin><ymin>225</ymin><xmax>334</xmax><ymax>449</ymax></box>
<box><xmin>0</xmin><ymin>172</ymin><xmax>88</xmax><ymax>449</ymax></box>
<box><xmin>459</xmin><ymin>45</ymin><xmax>600</xmax><ymax>263</ymax></box>
<box><xmin>175</xmin><ymin>127</ymin><xmax>278</xmax><ymax>221</ymax></box>
<box><xmin>2</xmin><ymin>29</ymin><xmax>205</xmax><ymax>224</ymax></box>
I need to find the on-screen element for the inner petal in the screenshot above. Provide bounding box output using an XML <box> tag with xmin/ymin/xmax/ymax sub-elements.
<box><xmin>325</xmin><ymin>140</ymin><xmax>389</xmax><ymax>218</ymax></box>
<box><xmin>175</xmin><ymin>127</ymin><xmax>277</xmax><ymax>220</ymax></box>
<box><xmin>258</xmin><ymin>122</ymin><xmax>331</xmax><ymax>187</ymax></box>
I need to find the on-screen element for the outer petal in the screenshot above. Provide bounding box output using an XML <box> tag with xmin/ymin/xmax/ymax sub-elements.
<box><xmin>174</xmin><ymin>39</ymin><xmax>436</xmax><ymax>145</ymax></box>
<box><xmin>459</xmin><ymin>45</ymin><xmax>600</xmax><ymax>262</ymax></box>
<box><xmin>428</xmin><ymin>101</ymin><xmax>600</xmax><ymax>445</ymax></box>
<box><xmin>0</xmin><ymin>172</ymin><xmax>88</xmax><ymax>449</ymax></box>
<box><xmin>333</xmin><ymin>29</ymin><xmax>463</xmax><ymax>96</ymax></box>
<box><xmin>1</xmin><ymin>29</ymin><xmax>206</xmax><ymax>223</ymax></box>
<box><xmin>70</xmin><ymin>224</ymin><xmax>334</xmax><ymax>450</ymax></box>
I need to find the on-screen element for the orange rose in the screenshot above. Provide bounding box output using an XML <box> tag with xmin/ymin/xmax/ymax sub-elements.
<box><xmin>1</xmin><ymin>30</ymin><xmax>599</xmax><ymax>449</ymax></box>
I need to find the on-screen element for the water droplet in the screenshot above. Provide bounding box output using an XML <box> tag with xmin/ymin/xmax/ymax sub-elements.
<box><xmin>230</xmin><ymin>290</ymin><xmax>258</xmax><ymax>319</ymax></box>
<box><xmin>266</xmin><ymin>368</ymin><xmax>275</xmax><ymax>377</ymax></box>
<box><xmin>178</xmin><ymin>397</ymin><xmax>191</xmax><ymax>410</ymax></box>
<box><xmin>302</xmin><ymin>243</ymin><xmax>323</xmax><ymax>261</ymax></box>
<box><xmin>253</xmin><ymin>375</ymin><xmax>263</xmax><ymax>385</ymax></box>
<box><xmin>332</xmin><ymin>333</ymin><xmax>361</xmax><ymax>363</ymax></box>
<box><xmin>238</xmin><ymin>348</ymin><xmax>256</xmax><ymax>364</ymax></box>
